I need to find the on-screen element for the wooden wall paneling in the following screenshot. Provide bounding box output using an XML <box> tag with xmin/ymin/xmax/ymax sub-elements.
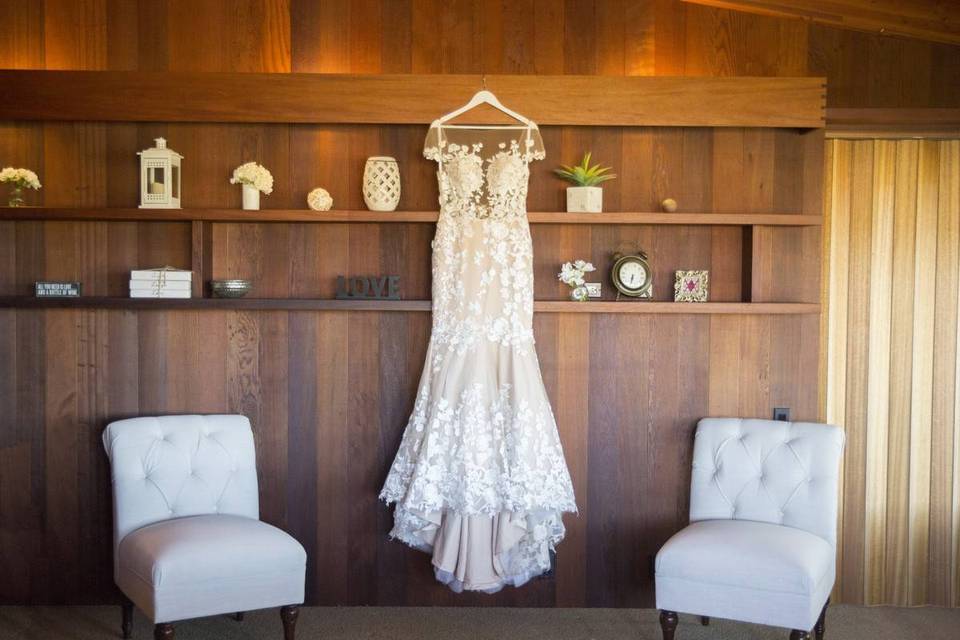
<box><xmin>824</xmin><ymin>139</ymin><xmax>850</xmax><ymax>597</ymax></box>
<box><xmin>0</xmin><ymin>0</ymin><xmax>875</xmax><ymax>608</ymax></box>
<box><xmin>711</xmin><ymin>128</ymin><xmax>748</xmax><ymax>302</ymax></box>
<box><xmin>808</xmin><ymin>24</ymin><xmax>960</xmax><ymax>108</ymax></box>
<box><xmin>43</xmin><ymin>307</ymin><xmax>80</xmax><ymax>601</ymax></box>
<box><xmin>929</xmin><ymin>140</ymin><xmax>959</xmax><ymax>605</ymax></box>
<box><xmin>680</xmin><ymin>2</ymin><xmax>809</xmax><ymax>77</ymax></box>
<box><xmin>826</xmin><ymin>139</ymin><xmax>960</xmax><ymax>607</ymax></box>
<box><xmin>840</xmin><ymin>139</ymin><xmax>874</xmax><ymax>604</ymax></box>
<box><xmin>286</xmin><ymin>310</ymin><xmax>322</xmax><ymax>602</ymax></box>
<box><xmin>906</xmin><ymin>140</ymin><xmax>939</xmax><ymax>605</ymax></box>
<box><xmin>885</xmin><ymin>140</ymin><xmax>919</xmax><ymax>605</ymax></box>
<box><xmin>584</xmin><ymin>312</ymin><xmax>641</xmax><ymax>606</ymax></box>
<box><xmin>863</xmin><ymin>140</ymin><xmax>895</xmax><ymax>604</ymax></box>
<box><xmin>948</xmin><ymin>143</ymin><xmax>960</xmax><ymax>608</ymax></box>
<box><xmin>552</xmin><ymin>313</ymin><xmax>590</xmax><ymax>607</ymax></box>
<box><xmin>190</xmin><ymin>221</ymin><xmax>213</xmax><ymax>298</ymax></box>
<box><xmin>345</xmin><ymin>189</ymin><xmax>382</xmax><ymax>603</ymax></box>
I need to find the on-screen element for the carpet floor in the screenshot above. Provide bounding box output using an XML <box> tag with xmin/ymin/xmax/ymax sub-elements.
<box><xmin>0</xmin><ymin>605</ymin><xmax>957</xmax><ymax>640</ymax></box>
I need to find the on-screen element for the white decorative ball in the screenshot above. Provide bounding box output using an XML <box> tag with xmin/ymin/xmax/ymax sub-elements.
<box><xmin>307</xmin><ymin>187</ymin><xmax>333</xmax><ymax>211</ymax></box>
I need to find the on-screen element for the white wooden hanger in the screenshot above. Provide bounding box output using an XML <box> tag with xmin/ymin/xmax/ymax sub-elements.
<box><xmin>433</xmin><ymin>77</ymin><xmax>536</xmax><ymax>130</ymax></box>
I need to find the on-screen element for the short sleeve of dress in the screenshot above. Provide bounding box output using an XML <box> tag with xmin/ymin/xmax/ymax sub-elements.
<box><xmin>523</xmin><ymin>126</ymin><xmax>546</xmax><ymax>162</ymax></box>
<box><xmin>423</xmin><ymin>124</ymin><xmax>442</xmax><ymax>162</ymax></box>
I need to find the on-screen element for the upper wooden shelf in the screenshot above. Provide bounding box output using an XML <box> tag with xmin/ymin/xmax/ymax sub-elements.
<box><xmin>0</xmin><ymin>296</ymin><xmax>820</xmax><ymax>315</ymax></box>
<box><xmin>0</xmin><ymin>71</ymin><xmax>826</xmax><ymax>128</ymax></box>
<box><xmin>0</xmin><ymin>208</ymin><xmax>823</xmax><ymax>226</ymax></box>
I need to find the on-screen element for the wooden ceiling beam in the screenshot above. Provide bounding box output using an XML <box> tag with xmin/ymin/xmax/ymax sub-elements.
<box><xmin>682</xmin><ymin>0</ymin><xmax>960</xmax><ymax>46</ymax></box>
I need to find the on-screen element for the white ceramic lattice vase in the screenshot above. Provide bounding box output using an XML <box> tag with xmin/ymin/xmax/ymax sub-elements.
<box><xmin>362</xmin><ymin>156</ymin><xmax>401</xmax><ymax>212</ymax></box>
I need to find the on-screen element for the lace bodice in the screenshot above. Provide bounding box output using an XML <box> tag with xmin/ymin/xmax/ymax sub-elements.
<box><xmin>421</xmin><ymin>125</ymin><xmax>546</xmax><ymax>355</ymax></box>
<box><xmin>423</xmin><ymin>124</ymin><xmax>545</xmax><ymax>220</ymax></box>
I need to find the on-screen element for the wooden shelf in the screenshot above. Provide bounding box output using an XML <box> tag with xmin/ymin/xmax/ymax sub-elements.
<box><xmin>0</xmin><ymin>71</ymin><xmax>826</xmax><ymax>128</ymax></box>
<box><xmin>0</xmin><ymin>297</ymin><xmax>820</xmax><ymax>315</ymax></box>
<box><xmin>0</xmin><ymin>208</ymin><xmax>823</xmax><ymax>226</ymax></box>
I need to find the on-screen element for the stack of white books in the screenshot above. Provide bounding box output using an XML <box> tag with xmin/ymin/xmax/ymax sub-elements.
<box><xmin>130</xmin><ymin>267</ymin><xmax>192</xmax><ymax>298</ymax></box>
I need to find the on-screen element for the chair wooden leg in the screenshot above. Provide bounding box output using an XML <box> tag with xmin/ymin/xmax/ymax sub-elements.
<box><xmin>700</xmin><ymin>616</ymin><xmax>709</xmax><ymax>626</ymax></box>
<box><xmin>815</xmin><ymin>598</ymin><xmax>829</xmax><ymax>640</ymax></box>
<box><xmin>659</xmin><ymin>610</ymin><xmax>678</xmax><ymax>640</ymax></box>
<box><xmin>280</xmin><ymin>605</ymin><xmax>299</xmax><ymax>640</ymax></box>
<box><xmin>120</xmin><ymin>599</ymin><xmax>133</xmax><ymax>639</ymax></box>
<box><xmin>154</xmin><ymin>623</ymin><xmax>174</xmax><ymax>640</ymax></box>
<box><xmin>233</xmin><ymin>612</ymin><xmax>245</xmax><ymax>622</ymax></box>
<box><xmin>789</xmin><ymin>631</ymin><xmax>810</xmax><ymax>640</ymax></box>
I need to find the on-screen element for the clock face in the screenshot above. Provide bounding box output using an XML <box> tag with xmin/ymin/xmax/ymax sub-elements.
<box><xmin>619</xmin><ymin>261</ymin><xmax>647</xmax><ymax>289</ymax></box>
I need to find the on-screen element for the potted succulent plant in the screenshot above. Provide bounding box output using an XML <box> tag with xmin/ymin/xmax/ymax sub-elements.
<box><xmin>554</xmin><ymin>152</ymin><xmax>616</xmax><ymax>213</ymax></box>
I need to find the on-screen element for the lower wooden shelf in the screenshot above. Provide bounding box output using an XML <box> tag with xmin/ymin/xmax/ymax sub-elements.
<box><xmin>0</xmin><ymin>297</ymin><xmax>820</xmax><ymax>314</ymax></box>
<box><xmin>0</xmin><ymin>207</ymin><xmax>823</xmax><ymax>226</ymax></box>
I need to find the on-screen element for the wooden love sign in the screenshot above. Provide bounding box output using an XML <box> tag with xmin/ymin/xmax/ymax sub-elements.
<box><xmin>335</xmin><ymin>275</ymin><xmax>401</xmax><ymax>300</ymax></box>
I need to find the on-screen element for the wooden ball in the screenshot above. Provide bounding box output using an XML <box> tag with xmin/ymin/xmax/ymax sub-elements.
<box><xmin>661</xmin><ymin>198</ymin><xmax>678</xmax><ymax>212</ymax></box>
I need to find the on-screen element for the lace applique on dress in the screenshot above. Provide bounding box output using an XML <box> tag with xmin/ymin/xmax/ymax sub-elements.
<box><xmin>380</xmin><ymin>121</ymin><xmax>576</xmax><ymax>594</ymax></box>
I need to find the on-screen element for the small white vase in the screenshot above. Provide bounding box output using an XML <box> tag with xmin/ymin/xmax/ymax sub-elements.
<box><xmin>242</xmin><ymin>184</ymin><xmax>260</xmax><ymax>210</ymax></box>
<box><xmin>363</xmin><ymin>156</ymin><xmax>401</xmax><ymax>212</ymax></box>
<box><xmin>566</xmin><ymin>186</ymin><xmax>603</xmax><ymax>213</ymax></box>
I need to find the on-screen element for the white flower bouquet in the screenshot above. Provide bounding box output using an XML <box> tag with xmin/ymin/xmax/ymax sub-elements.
<box><xmin>229</xmin><ymin>162</ymin><xmax>274</xmax><ymax>194</ymax></box>
<box><xmin>0</xmin><ymin>167</ymin><xmax>42</xmax><ymax>207</ymax></box>
<box><xmin>558</xmin><ymin>259</ymin><xmax>596</xmax><ymax>302</ymax></box>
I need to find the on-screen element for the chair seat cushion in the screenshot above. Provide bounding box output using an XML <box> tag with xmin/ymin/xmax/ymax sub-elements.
<box><xmin>117</xmin><ymin>514</ymin><xmax>306</xmax><ymax>623</ymax></box>
<box><xmin>655</xmin><ymin>520</ymin><xmax>834</xmax><ymax>630</ymax></box>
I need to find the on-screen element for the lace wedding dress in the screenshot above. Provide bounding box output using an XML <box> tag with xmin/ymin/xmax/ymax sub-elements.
<box><xmin>379</xmin><ymin>122</ymin><xmax>577</xmax><ymax>592</ymax></box>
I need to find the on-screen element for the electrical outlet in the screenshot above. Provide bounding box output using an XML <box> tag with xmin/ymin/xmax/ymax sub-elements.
<box><xmin>773</xmin><ymin>407</ymin><xmax>790</xmax><ymax>422</ymax></box>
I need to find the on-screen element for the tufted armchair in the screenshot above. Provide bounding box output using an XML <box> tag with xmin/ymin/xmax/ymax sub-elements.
<box><xmin>103</xmin><ymin>415</ymin><xmax>306</xmax><ymax>640</ymax></box>
<box><xmin>655</xmin><ymin>418</ymin><xmax>844</xmax><ymax>640</ymax></box>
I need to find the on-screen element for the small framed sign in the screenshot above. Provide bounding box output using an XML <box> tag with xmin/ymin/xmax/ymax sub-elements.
<box><xmin>35</xmin><ymin>281</ymin><xmax>81</xmax><ymax>298</ymax></box>
<box><xmin>336</xmin><ymin>275</ymin><xmax>400</xmax><ymax>300</ymax></box>
<box><xmin>585</xmin><ymin>282</ymin><xmax>602</xmax><ymax>298</ymax></box>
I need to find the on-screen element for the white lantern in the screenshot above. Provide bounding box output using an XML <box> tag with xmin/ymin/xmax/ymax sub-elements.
<box><xmin>138</xmin><ymin>137</ymin><xmax>182</xmax><ymax>209</ymax></box>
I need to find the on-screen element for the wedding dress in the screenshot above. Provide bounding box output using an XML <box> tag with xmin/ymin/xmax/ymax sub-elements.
<box><xmin>379</xmin><ymin>121</ymin><xmax>577</xmax><ymax>592</ymax></box>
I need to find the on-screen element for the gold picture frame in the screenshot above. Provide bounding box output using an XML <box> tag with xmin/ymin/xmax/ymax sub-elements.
<box><xmin>674</xmin><ymin>270</ymin><xmax>709</xmax><ymax>302</ymax></box>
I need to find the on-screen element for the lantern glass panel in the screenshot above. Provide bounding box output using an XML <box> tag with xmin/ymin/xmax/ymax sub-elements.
<box><xmin>172</xmin><ymin>165</ymin><xmax>179</xmax><ymax>199</ymax></box>
<box><xmin>149</xmin><ymin>167</ymin><xmax>166</xmax><ymax>194</ymax></box>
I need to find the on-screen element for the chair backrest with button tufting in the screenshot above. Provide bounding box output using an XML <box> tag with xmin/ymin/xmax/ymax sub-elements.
<box><xmin>689</xmin><ymin>418</ymin><xmax>844</xmax><ymax>546</ymax></box>
<box><xmin>103</xmin><ymin>415</ymin><xmax>260</xmax><ymax>544</ymax></box>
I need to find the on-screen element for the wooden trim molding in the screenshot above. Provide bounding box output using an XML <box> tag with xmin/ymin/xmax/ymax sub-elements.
<box><xmin>826</xmin><ymin>108</ymin><xmax>960</xmax><ymax>138</ymax></box>
<box><xmin>0</xmin><ymin>208</ymin><xmax>823</xmax><ymax>226</ymax></box>
<box><xmin>0</xmin><ymin>71</ymin><xmax>826</xmax><ymax>128</ymax></box>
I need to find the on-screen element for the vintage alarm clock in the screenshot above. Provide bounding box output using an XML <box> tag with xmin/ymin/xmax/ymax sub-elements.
<box><xmin>611</xmin><ymin>251</ymin><xmax>653</xmax><ymax>299</ymax></box>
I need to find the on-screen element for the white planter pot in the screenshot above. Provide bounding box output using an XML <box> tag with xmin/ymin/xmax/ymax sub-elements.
<box><xmin>242</xmin><ymin>184</ymin><xmax>260</xmax><ymax>210</ymax></box>
<box><xmin>363</xmin><ymin>156</ymin><xmax>401</xmax><ymax>211</ymax></box>
<box><xmin>566</xmin><ymin>186</ymin><xmax>603</xmax><ymax>213</ymax></box>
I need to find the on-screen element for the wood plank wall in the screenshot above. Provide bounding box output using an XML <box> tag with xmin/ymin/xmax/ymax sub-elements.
<box><xmin>826</xmin><ymin>139</ymin><xmax>960</xmax><ymax>607</ymax></box>
<box><xmin>1</xmin><ymin>0</ymin><xmax>958</xmax><ymax>608</ymax></box>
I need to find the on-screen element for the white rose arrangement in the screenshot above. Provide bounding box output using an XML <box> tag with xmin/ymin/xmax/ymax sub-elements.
<box><xmin>1</xmin><ymin>167</ymin><xmax>42</xmax><ymax>207</ymax></box>
<box><xmin>229</xmin><ymin>162</ymin><xmax>274</xmax><ymax>194</ymax></box>
<box><xmin>558</xmin><ymin>259</ymin><xmax>596</xmax><ymax>302</ymax></box>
